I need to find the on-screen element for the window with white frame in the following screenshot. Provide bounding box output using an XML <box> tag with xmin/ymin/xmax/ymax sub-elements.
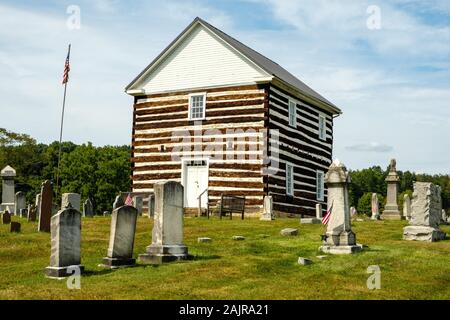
<box><xmin>318</xmin><ymin>114</ymin><xmax>326</xmax><ymax>141</ymax></box>
<box><xmin>286</xmin><ymin>164</ymin><xmax>294</xmax><ymax>196</ymax></box>
<box><xmin>188</xmin><ymin>93</ymin><xmax>206</xmax><ymax>120</ymax></box>
<box><xmin>288</xmin><ymin>100</ymin><xmax>296</xmax><ymax>127</ymax></box>
<box><xmin>316</xmin><ymin>170</ymin><xmax>325</xmax><ymax>201</ymax></box>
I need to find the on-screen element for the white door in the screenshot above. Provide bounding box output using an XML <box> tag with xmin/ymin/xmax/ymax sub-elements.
<box><xmin>184</xmin><ymin>160</ymin><xmax>209</xmax><ymax>208</ymax></box>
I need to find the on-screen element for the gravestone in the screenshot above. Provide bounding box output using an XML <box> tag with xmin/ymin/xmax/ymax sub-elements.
<box><xmin>441</xmin><ymin>209</ymin><xmax>448</xmax><ymax>225</ymax></box>
<box><xmin>28</xmin><ymin>205</ymin><xmax>37</xmax><ymax>222</ymax></box>
<box><xmin>371</xmin><ymin>193</ymin><xmax>381</xmax><ymax>220</ymax></box>
<box><xmin>38</xmin><ymin>180</ymin><xmax>53</xmax><ymax>232</ymax></box>
<box><xmin>403</xmin><ymin>194</ymin><xmax>412</xmax><ymax>221</ymax></box>
<box><xmin>138</xmin><ymin>181</ymin><xmax>192</xmax><ymax>264</ymax></box>
<box><xmin>1</xmin><ymin>165</ymin><xmax>16</xmax><ymax>213</ymax></box>
<box><xmin>103</xmin><ymin>211</ymin><xmax>110</xmax><ymax>216</ymax></box>
<box><xmin>198</xmin><ymin>237</ymin><xmax>212</xmax><ymax>243</ymax></box>
<box><xmin>148</xmin><ymin>194</ymin><xmax>155</xmax><ymax>218</ymax></box>
<box><xmin>10</xmin><ymin>222</ymin><xmax>21</xmax><ymax>233</ymax></box>
<box><xmin>260</xmin><ymin>196</ymin><xmax>274</xmax><ymax>221</ymax></box>
<box><xmin>301</xmin><ymin>203</ymin><xmax>322</xmax><ymax>224</ymax></box>
<box><xmin>61</xmin><ymin>193</ymin><xmax>81</xmax><ymax>212</ymax></box>
<box><xmin>319</xmin><ymin>160</ymin><xmax>363</xmax><ymax>254</ymax></box>
<box><xmin>102</xmin><ymin>205</ymin><xmax>138</xmax><ymax>268</ymax></box>
<box><xmin>133</xmin><ymin>196</ymin><xmax>143</xmax><ymax>216</ymax></box>
<box><xmin>113</xmin><ymin>195</ymin><xmax>124</xmax><ymax>210</ymax></box>
<box><xmin>382</xmin><ymin>159</ymin><xmax>402</xmax><ymax>220</ymax></box>
<box><xmin>350</xmin><ymin>207</ymin><xmax>358</xmax><ymax>218</ymax></box>
<box><xmin>83</xmin><ymin>198</ymin><xmax>94</xmax><ymax>217</ymax></box>
<box><xmin>35</xmin><ymin>193</ymin><xmax>41</xmax><ymax>219</ymax></box>
<box><xmin>298</xmin><ymin>257</ymin><xmax>312</xmax><ymax>266</ymax></box>
<box><xmin>2</xmin><ymin>210</ymin><xmax>11</xmax><ymax>224</ymax></box>
<box><xmin>281</xmin><ymin>228</ymin><xmax>298</xmax><ymax>236</ymax></box>
<box><xmin>20</xmin><ymin>208</ymin><xmax>28</xmax><ymax>218</ymax></box>
<box><xmin>52</xmin><ymin>204</ymin><xmax>59</xmax><ymax>216</ymax></box>
<box><xmin>232</xmin><ymin>235</ymin><xmax>245</xmax><ymax>241</ymax></box>
<box><xmin>45</xmin><ymin>204</ymin><xmax>84</xmax><ymax>278</ymax></box>
<box><xmin>14</xmin><ymin>192</ymin><xmax>26</xmax><ymax>216</ymax></box>
<box><xmin>403</xmin><ymin>182</ymin><xmax>446</xmax><ymax>242</ymax></box>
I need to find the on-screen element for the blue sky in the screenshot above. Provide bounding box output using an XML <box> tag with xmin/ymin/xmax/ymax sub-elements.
<box><xmin>1</xmin><ymin>0</ymin><xmax>449</xmax><ymax>174</ymax></box>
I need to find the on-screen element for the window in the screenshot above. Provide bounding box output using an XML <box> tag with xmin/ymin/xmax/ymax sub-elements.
<box><xmin>288</xmin><ymin>100</ymin><xmax>296</xmax><ymax>127</ymax></box>
<box><xmin>318</xmin><ymin>114</ymin><xmax>326</xmax><ymax>141</ymax></box>
<box><xmin>316</xmin><ymin>170</ymin><xmax>325</xmax><ymax>201</ymax></box>
<box><xmin>188</xmin><ymin>93</ymin><xmax>206</xmax><ymax>120</ymax></box>
<box><xmin>286</xmin><ymin>164</ymin><xmax>294</xmax><ymax>196</ymax></box>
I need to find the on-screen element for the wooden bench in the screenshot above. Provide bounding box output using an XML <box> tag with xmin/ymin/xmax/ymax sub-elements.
<box><xmin>218</xmin><ymin>194</ymin><xmax>246</xmax><ymax>220</ymax></box>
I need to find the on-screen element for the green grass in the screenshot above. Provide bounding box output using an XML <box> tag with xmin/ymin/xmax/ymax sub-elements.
<box><xmin>1</xmin><ymin>215</ymin><xmax>450</xmax><ymax>300</ymax></box>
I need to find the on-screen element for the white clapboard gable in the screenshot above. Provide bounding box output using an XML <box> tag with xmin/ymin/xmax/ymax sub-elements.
<box><xmin>130</xmin><ymin>24</ymin><xmax>271</xmax><ymax>94</ymax></box>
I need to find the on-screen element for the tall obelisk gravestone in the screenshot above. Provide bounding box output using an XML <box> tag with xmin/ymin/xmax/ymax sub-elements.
<box><xmin>319</xmin><ymin>160</ymin><xmax>363</xmax><ymax>254</ymax></box>
<box><xmin>1</xmin><ymin>165</ymin><xmax>16</xmax><ymax>213</ymax></box>
<box><xmin>38</xmin><ymin>180</ymin><xmax>53</xmax><ymax>232</ymax></box>
<box><xmin>382</xmin><ymin>159</ymin><xmax>402</xmax><ymax>220</ymax></box>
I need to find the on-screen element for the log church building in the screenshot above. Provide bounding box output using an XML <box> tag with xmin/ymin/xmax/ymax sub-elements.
<box><xmin>125</xmin><ymin>17</ymin><xmax>342</xmax><ymax>217</ymax></box>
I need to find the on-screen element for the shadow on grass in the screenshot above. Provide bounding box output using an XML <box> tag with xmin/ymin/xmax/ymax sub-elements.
<box><xmin>191</xmin><ymin>254</ymin><xmax>221</xmax><ymax>261</ymax></box>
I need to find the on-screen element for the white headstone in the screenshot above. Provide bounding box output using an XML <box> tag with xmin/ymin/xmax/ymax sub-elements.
<box><xmin>403</xmin><ymin>194</ymin><xmax>412</xmax><ymax>220</ymax></box>
<box><xmin>83</xmin><ymin>198</ymin><xmax>94</xmax><ymax>217</ymax></box>
<box><xmin>371</xmin><ymin>193</ymin><xmax>381</xmax><ymax>220</ymax></box>
<box><xmin>1</xmin><ymin>165</ymin><xmax>16</xmax><ymax>213</ymax></box>
<box><xmin>260</xmin><ymin>196</ymin><xmax>274</xmax><ymax>221</ymax></box>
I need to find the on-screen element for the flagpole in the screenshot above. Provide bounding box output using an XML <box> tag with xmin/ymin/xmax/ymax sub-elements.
<box><xmin>56</xmin><ymin>44</ymin><xmax>71</xmax><ymax>200</ymax></box>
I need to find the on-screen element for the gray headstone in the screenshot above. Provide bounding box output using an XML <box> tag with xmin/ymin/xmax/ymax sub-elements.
<box><xmin>35</xmin><ymin>193</ymin><xmax>41</xmax><ymax>219</ymax></box>
<box><xmin>44</xmin><ymin>204</ymin><xmax>84</xmax><ymax>278</ymax></box>
<box><xmin>28</xmin><ymin>205</ymin><xmax>37</xmax><ymax>222</ymax></box>
<box><xmin>83</xmin><ymin>198</ymin><xmax>94</xmax><ymax>217</ymax></box>
<box><xmin>319</xmin><ymin>160</ymin><xmax>363</xmax><ymax>254</ymax></box>
<box><xmin>61</xmin><ymin>193</ymin><xmax>81</xmax><ymax>212</ymax></box>
<box><xmin>281</xmin><ymin>228</ymin><xmax>298</xmax><ymax>236</ymax></box>
<box><xmin>403</xmin><ymin>194</ymin><xmax>412</xmax><ymax>220</ymax></box>
<box><xmin>14</xmin><ymin>191</ymin><xmax>26</xmax><ymax>216</ymax></box>
<box><xmin>350</xmin><ymin>206</ymin><xmax>358</xmax><ymax>218</ymax></box>
<box><xmin>38</xmin><ymin>181</ymin><xmax>52</xmax><ymax>232</ymax></box>
<box><xmin>298</xmin><ymin>257</ymin><xmax>312</xmax><ymax>266</ymax></box>
<box><xmin>371</xmin><ymin>193</ymin><xmax>381</xmax><ymax>220</ymax></box>
<box><xmin>148</xmin><ymin>194</ymin><xmax>155</xmax><ymax>218</ymax></box>
<box><xmin>382</xmin><ymin>159</ymin><xmax>402</xmax><ymax>220</ymax></box>
<box><xmin>260</xmin><ymin>196</ymin><xmax>274</xmax><ymax>221</ymax></box>
<box><xmin>316</xmin><ymin>203</ymin><xmax>323</xmax><ymax>219</ymax></box>
<box><xmin>441</xmin><ymin>209</ymin><xmax>448</xmax><ymax>225</ymax></box>
<box><xmin>1</xmin><ymin>165</ymin><xmax>16</xmax><ymax>213</ymax></box>
<box><xmin>113</xmin><ymin>195</ymin><xmax>124</xmax><ymax>210</ymax></box>
<box><xmin>133</xmin><ymin>196</ymin><xmax>143</xmax><ymax>216</ymax></box>
<box><xmin>52</xmin><ymin>203</ymin><xmax>60</xmax><ymax>216</ymax></box>
<box><xmin>403</xmin><ymin>182</ymin><xmax>446</xmax><ymax>242</ymax></box>
<box><xmin>20</xmin><ymin>208</ymin><xmax>28</xmax><ymax>218</ymax></box>
<box><xmin>102</xmin><ymin>205</ymin><xmax>138</xmax><ymax>268</ymax></box>
<box><xmin>138</xmin><ymin>181</ymin><xmax>191</xmax><ymax>264</ymax></box>
<box><xmin>198</xmin><ymin>237</ymin><xmax>212</xmax><ymax>243</ymax></box>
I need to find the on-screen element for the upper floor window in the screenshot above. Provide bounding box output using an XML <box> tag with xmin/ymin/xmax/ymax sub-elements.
<box><xmin>318</xmin><ymin>114</ymin><xmax>326</xmax><ymax>141</ymax></box>
<box><xmin>188</xmin><ymin>93</ymin><xmax>206</xmax><ymax>120</ymax></box>
<box><xmin>286</xmin><ymin>163</ymin><xmax>294</xmax><ymax>196</ymax></box>
<box><xmin>316</xmin><ymin>170</ymin><xmax>325</xmax><ymax>201</ymax></box>
<box><xmin>288</xmin><ymin>100</ymin><xmax>296</xmax><ymax>127</ymax></box>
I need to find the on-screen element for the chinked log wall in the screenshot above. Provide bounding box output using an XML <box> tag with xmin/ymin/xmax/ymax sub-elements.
<box><xmin>132</xmin><ymin>84</ymin><xmax>268</xmax><ymax>214</ymax></box>
<box><xmin>267</xmin><ymin>85</ymin><xmax>333</xmax><ymax>217</ymax></box>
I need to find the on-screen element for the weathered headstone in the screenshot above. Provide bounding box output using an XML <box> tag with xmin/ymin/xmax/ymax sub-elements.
<box><xmin>20</xmin><ymin>208</ymin><xmax>28</xmax><ymax>218</ymax></box>
<box><xmin>28</xmin><ymin>205</ymin><xmax>37</xmax><ymax>222</ymax></box>
<box><xmin>14</xmin><ymin>191</ymin><xmax>26</xmax><ymax>216</ymax></box>
<box><xmin>403</xmin><ymin>194</ymin><xmax>412</xmax><ymax>221</ymax></box>
<box><xmin>83</xmin><ymin>198</ymin><xmax>94</xmax><ymax>217</ymax></box>
<box><xmin>382</xmin><ymin>159</ymin><xmax>402</xmax><ymax>220</ymax></box>
<box><xmin>301</xmin><ymin>203</ymin><xmax>322</xmax><ymax>224</ymax></box>
<box><xmin>38</xmin><ymin>180</ymin><xmax>53</xmax><ymax>232</ymax></box>
<box><xmin>260</xmin><ymin>195</ymin><xmax>274</xmax><ymax>221</ymax></box>
<box><xmin>441</xmin><ymin>209</ymin><xmax>448</xmax><ymax>225</ymax></box>
<box><xmin>2</xmin><ymin>210</ymin><xmax>11</xmax><ymax>224</ymax></box>
<box><xmin>52</xmin><ymin>203</ymin><xmax>59</xmax><ymax>216</ymax></box>
<box><xmin>298</xmin><ymin>257</ymin><xmax>312</xmax><ymax>266</ymax></box>
<box><xmin>198</xmin><ymin>237</ymin><xmax>212</xmax><ymax>243</ymax></box>
<box><xmin>403</xmin><ymin>182</ymin><xmax>446</xmax><ymax>242</ymax></box>
<box><xmin>103</xmin><ymin>211</ymin><xmax>110</xmax><ymax>216</ymax></box>
<box><xmin>61</xmin><ymin>193</ymin><xmax>81</xmax><ymax>212</ymax></box>
<box><xmin>35</xmin><ymin>193</ymin><xmax>41</xmax><ymax>219</ymax></box>
<box><xmin>113</xmin><ymin>195</ymin><xmax>124</xmax><ymax>210</ymax></box>
<box><xmin>102</xmin><ymin>205</ymin><xmax>138</xmax><ymax>268</ymax></box>
<box><xmin>1</xmin><ymin>165</ymin><xmax>16</xmax><ymax>213</ymax></box>
<box><xmin>10</xmin><ymin>222</ymin><xmax>21</xmax><ymax>233</ymax></box>
<box><xmin>371</xmin><ymin>193</ymin><xmax>381</xmax><ymax>220</ymax></box>
<box><xmin>148</xmin><ymin>194</ymin><xmax>155</xmax><ymax>218</ymax></box>
<box><xmin>232</xmin><ymin>235</ymin><xmax>246</xmax><ymax>241</ymax></box>
<box><xmin>138</xmin><ymin>181</ymin><xmax>192</xmax><ymax>264</ymax></box>
<box><xmin>319</xmin><ymin>160</ymin><xmax>363</xmax><ymax>254</ymax></box>
<box><xmin>133</xmin><ymin>196</ymin><xmax>143</xmax><ymax>216</ymax></box>
<box><xmin>45</xmin><ymin>204</ymin><xmax>84</xmax><ymax>278</ymax></box>
<box><xmin>350</xmin><ymin>207</ymin><xmax>358</xmax><ymax>218</ymax></box>
<box><xmin>281</xmin><ymin>228</ymin><xmax>298</xmax><ymax>236</ymax></box>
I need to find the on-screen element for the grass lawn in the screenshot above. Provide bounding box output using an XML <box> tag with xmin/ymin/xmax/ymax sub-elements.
<box><xmin>0</xmin><ymin>215</ymin><xmax>449</xmax><ymax>300</ymax></box>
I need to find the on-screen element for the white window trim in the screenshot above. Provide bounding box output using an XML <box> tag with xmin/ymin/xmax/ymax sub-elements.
<box><xmin>188</xmin><ymin>92</ymin><xmax>207</xmax><ymax>120</ymax></box>
<box><xmin>288</xmin><ymin>100</ymin><xmax>297</xmax><ymax>127</ymax></box>
<box><xmin>318</xmin><ymin>114</ymin><xmax>326</xmax><ymax>141</ymax></box>
<box><xmin>286</xmin><ymin>163</ymin><xmax>294</xmax><ymax>196</ymax></box>
<box><xmin>316</xmin><ymin>170</ymin><xmax>325</xmax><ymax>201</ymax></box>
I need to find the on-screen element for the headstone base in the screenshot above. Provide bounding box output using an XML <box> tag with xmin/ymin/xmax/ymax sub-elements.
<box><xmin>101</xmin><ymin>257</ymin><xmax>136</xmax><ymax>268</ymax></box>
<box><xmin>44</xmin><ymin>265</ymin><xmax>85</xmax><ymax>279</ymax></box>
<box><xmin>300</xmin><ymin>218</ymin><xmax>321</xmax><ymax>224</ymax></box>
<box><xmin>259</xmin><ymin>215</ymin><xmax>274</xmax><ymax>221</ymax></box>
<box><xmin>382</xmin><ymin>210</ymin><xmax>403</xmax><ymax>220</ymax></box>
<box><xmin>403</xmin><ymin>226</ymin><xmax>446</xmax><ymax>242</ymax></box>
<box><xmin>138</xmin><ymin>244</ymin><xmax>193</xmax><ymax>265</ymax></box>
<box><xmin>371</xmin><ymin>215</ymin><xmax>381</xmax><ymax>221</ymax></box>
<box><xmin>319</xmin><ymin>244</ymin><xmax>363</xmax><ymax>255</ymax></box>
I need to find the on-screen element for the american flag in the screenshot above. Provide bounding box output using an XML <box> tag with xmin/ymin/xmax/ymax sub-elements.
<box><xmin>62</xmin><ymin>45</ymin><xmax>71</xmax><ymax>84</ymax></box>
<box><xmin>125</xmin><ymin>193</ymin><xmax>133</xmax><ymax>206</ymax></box>
<box><xmin>322</xmin><ymin>201</ymin><xmax>333</xmax><ymax>225</ymax></box>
